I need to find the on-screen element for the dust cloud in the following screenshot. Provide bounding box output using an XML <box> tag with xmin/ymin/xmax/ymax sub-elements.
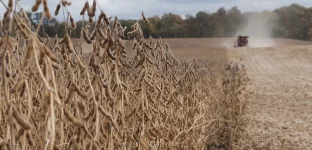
<box><xmin>225</xmin><ymin>12</ymin><xmax>277</xmax><ymax>48</ymax></box>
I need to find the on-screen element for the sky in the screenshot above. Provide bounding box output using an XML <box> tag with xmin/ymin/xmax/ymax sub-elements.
<box><xmin>0</xmin><ymin>0</ymin><xmax>312</xmax><ymax>21</ymax></box>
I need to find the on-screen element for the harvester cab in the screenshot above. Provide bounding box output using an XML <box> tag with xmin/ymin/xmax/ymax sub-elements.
<box><xmin>234</xmin><ymin>35</ymin><xmax>249</xmax><ymax>47</ymax></box>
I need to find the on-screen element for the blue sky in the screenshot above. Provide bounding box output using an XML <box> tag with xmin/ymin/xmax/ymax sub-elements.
<box><xmin>1</xmin><ymin>0</ymin><xmax>312</xmax><ymax>20</ymax></box>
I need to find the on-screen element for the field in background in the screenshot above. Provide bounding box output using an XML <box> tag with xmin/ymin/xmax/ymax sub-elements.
<box><xmin>81</xmin><ymin>37</ymin><xmax>312</xmax><ymax>148</ymax></box>
<box><xmin>146</xmin><ymin>37</ymin><xmax>312</xmax><ymax>149</ymax></box>
<box><xmin>78</xmin><ymin>37</ymin><xmax>312</xmax><ymax>72</ymax></box>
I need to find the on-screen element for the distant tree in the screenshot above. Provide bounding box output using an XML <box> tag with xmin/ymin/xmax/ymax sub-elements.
<box><xmin>43</xmin><ymin>18</ymin><xmax>59</xmax><ymax>37</ymax></box>
<box><xmin>225</xmin><ymin>6</ymin><xmax>242</xmax><ymax>37</ymax></box>
<box><xmin>158</xmin><ymin>13</ymin><xmax>184</xmax><ymax>38</ymax></box>
<box><xmin>274</xmin><ymin>4</ymin><xmax>306</xmax><ymax>39</ymax></box>
<box><xmin>28</xmin><ymin>3</ymin><xmax>312</xmax><ymax>41</ymax></box>
<box><xmin>212</xmin><ymin>7</ymin><xmax>227</xmax><ymax>37</ymax></box>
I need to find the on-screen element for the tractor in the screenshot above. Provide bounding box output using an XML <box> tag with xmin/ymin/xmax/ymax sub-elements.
<box><xmin>234</xmin><ymin>35</ymin><xmax>249</xmax><ymax>47</ymax></box>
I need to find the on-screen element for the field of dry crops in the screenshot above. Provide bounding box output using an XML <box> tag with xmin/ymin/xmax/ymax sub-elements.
<box><xmin>0</xmin><ymin>0</ymin><xmax>311</xmax><ymax>150</ymax></box>
<box><xmin>164</xmin><ymin>38</ymin><xmax>312</xmax><ymax>149</ymax></box>
<box><xmin>72</xmin><ymin>37</ymin><xmax>312</xmax><ymax>149</ymax></box>
<box><xmin>0</xmin><ymin>0</ymin><xmax>250</xmax><ymax>150</ymax></box>
<box><xmin>159</xmin><ymin>38</ymin><xmax>312</xmax><ymax>149</ymax></box>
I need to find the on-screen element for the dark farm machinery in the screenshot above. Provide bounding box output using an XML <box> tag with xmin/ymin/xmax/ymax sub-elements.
<box><xmin>234</xmin><ymin>35</ymin><xmax>249</xmax><ymax>47</ymax></box>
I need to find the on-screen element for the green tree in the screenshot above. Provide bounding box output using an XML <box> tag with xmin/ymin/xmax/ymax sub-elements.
<box><xmin>158</xmin><ymin>13</ymin><xmax>184</xmax><ymax>38</ymax></box>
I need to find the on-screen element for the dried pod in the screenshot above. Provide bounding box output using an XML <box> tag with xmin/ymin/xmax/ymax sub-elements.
<box><xmin>51</xmin><ymin>61</ymin><xmax>60</xmax><ymax>70</ymax></box>
<box><xmin>55</xmin><ymin>3</ymin><xmax>61</xmax><ymax>16</ymax></box>
<box><xmin>91</xmin><ymin>0</ymin><xmax>96</xmax><ymax>14</ymax></box>
<box><xmin>43</xmin><ymin>0</ymin><xmax>51</xmax><ymax>19</ymax></box>
<box><xmin>92</xmin><ymin>141</ymin><xmax>100</xmax><ymax>150</ymax></box>
<box><xmin>19</xmin><ymin>9</ymin><xmax>31</xmax><ymax>28</ymax></box>
<box><xmin>127</xmin><ymin>29</ymin><xmax>139</xmax><ymax>36</ymax></box>
<box><xmin>89</xmin><ymin>17</ymin><xmax>93</xmax><ymax>23</ymax></box>
<box><xmin>98</xmin><ymin>10</ymin><xmax>105</xmax><ymax>21</ymax></box>
<box><xmin>64</xmin><ymin>84</ymin><xmax>75</xmax><ymax>104</ymax></box>
<box><xmin>98</xmin><ymin>105</ymin><xmax>119</xmax><ymax>131</ymax></box>
<box><xmin>15</xmin><ymin>128</ymin><xmax>25</xmax><ymax>142</ymax></box>
<box><xmin>12</xmin><ymin>106</ymin><xmax>32</xmax><ymax>130</ymax></box>
<box><xmin>142</xmin><ymin>11</ymin><xmax>149</xmax><ymax>24</ymax></box>
<box><xmin>64</xmin><ymin>107</ymin><xmax>83</xmax><ymax>127</ymax></box>
<box><xmin>97</xmin><ymin>28</ymin><xmax>106</xmax><ymax>40</ymax></box>
<box><xmin>24</xmin><ymin>38</ymin><xmax>34</xmax><ymax>68</ymax></box>
<box><xmin>83</xmin><ymin>29</ymin><xmax>92</xmax><ymax>44</ymax></box>
<box><xmin>80</xmin><ymin>1</ymin><xmax>89</xmax><ymax>15</ymax></box>
<box><xmin>113</xmin><ymin>16</ymin><xmax>118</xmax><ymax>28</ymax></box>
<box><xmin>102</xmin><ymin>12</ymin><xmax>110</xmax><ymax>25</ymax></box>
<box><xmin>77</xmin><ymin>100</ymin><xmax>87</xmax><ymax>116</ymax></box>
<box><xmin>117</xmin><ymin>38</ymin><xmax>126</xmax><ymax>49</ymax></box>
<box><xmin>26</xmin><ymin>132</ymin><xmax>35</xmax><ymax>146</ymax></box>
<box><xmin>32</xmin><ymin>0</ymin><xmax>42</xmax><ymax>12</ymax></box>
<box><xmin>64</xmin><ymin>34</ymin><xmax>74</xmax><ymax>53</ymax></box>
<box><xmin>73</xmin><ymin>83</ymin><xmax>87</xmax><ymax>99</ymax></box>
<box><xmin>125</xmin><ymin>108</ymin><xmax>137</xmax><ymax>119</ymax></box>
<box><xmin>69</xmin><ymin>13</ymin><xmax>76</xmax><ymax>29</ymax></box>
<box><xmin>100</xmin><ymin>38</ymin><xmax>108</xmax><ymax>48</ymax></box>
<box><xmin>10</xmin><ymin>73</ymin><xmax>26</xmax><ymax>94</ymax></box>
<box><xmin>76</xmin><ymin>128</ymin><xmax>83</xmax><ymax>143</ymax></box>
<box><xmin>105</xmin><ymin>29</ymin><xmax>116</xmax><ymax>60</ymax></box>
<box><xmin>43</xmin><ymin>45</ymin><xmax>58</xmax><ymax>62</ymax></box>
<box><xmin>82</xmin><ymin>125</ymin><xmax>93</xmax><ymax>139</ymax></box>
<box><xmin>2</xmin><ymin>9</ymin><xmax>12</xmax><ymax>35</ymax></box>
<box><xmin>102</xmin><ymin>83</ymin><xmax>114</xmax><ymax>102</ymax></box>
<box><xmin>8</xmin><ymin>0</ymin><xmax>13</xmax><ymax>8</ymax></box>
<box><xmin>19</xmin><ymin>82</ymin><xmax>26</xmax><ymax>97</ymax></box>
<box><xmin>87</xmin><ymin>3</ymin><xmax>95</xmax><ymax>18</ymax></box>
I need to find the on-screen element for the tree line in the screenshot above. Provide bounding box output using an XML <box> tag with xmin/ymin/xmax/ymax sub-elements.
<box><xmin>19</xmin><ymin>3</ymin><xmax>312</xmax><ymax>41</ymax></box>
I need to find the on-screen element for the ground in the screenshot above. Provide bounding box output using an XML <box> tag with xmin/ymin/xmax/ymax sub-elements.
<box><xmin>80</xmin><ymin>37</ymin><xmax>312</xmax><ymax>149</ymax></box>
<box><xmin>228</xmin><ymin>43</ymin><xmax>312</xmax><ymax>149</ymax></box>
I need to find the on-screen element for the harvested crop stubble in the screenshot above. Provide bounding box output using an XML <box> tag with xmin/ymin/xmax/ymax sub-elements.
<box><xmin>0</xmin><ymin>0</ymin><xmax>249</xmax><ymax>149</ymax></box>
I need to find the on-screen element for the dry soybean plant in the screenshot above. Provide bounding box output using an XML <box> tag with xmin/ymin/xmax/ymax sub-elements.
<box><xmin>0</xmin><ymin>0</ymin><xmax>250</xmax><ymax>149</ymax></box>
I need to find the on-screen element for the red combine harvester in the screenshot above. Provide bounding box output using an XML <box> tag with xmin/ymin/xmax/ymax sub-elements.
<box><xmin>234</xmin><ymin>35</ymin><xmax>249</xmax><ymax>47</ymax></box>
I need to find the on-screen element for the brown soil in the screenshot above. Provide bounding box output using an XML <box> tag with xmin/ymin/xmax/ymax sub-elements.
<box><xmin>228</xmin><ymin>44</ymin><xmax>312</xmax><ymax>149</ymax></box>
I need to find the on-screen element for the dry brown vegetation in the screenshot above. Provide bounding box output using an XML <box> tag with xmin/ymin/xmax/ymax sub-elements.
<box><xmin>0</xmin><ymin>0</ymin><xmax>250</xmax><ymax>150</ymax></box>
<box><xmin>78</xmin><ymin>36</ymin><xmax>312</xmax><ymax>149</ymax></box>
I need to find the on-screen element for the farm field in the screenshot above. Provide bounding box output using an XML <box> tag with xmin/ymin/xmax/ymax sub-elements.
<box><xmin>228</xmin><ymin>43</ymin><xmax>312</xmax><ymax>148</ymax></box>
<box><xmin>79</xmin><ymin>37</ymin><xmax>312</xmax><ymax>148</ymax></box>
<box><xmin>11</xmin><ymin>35</ymin><xmax>312</xmax><ymax>149</ymax></box>
<box><xmin>172</xmin><ymin>38</ymin><xmax>312</xmax><ymax>149</ymax></box>
<box><xmin>2</xmin><ymin>0</ymin><xmax>312</xmax><ymax>149</ymax></box>
<box><xmin>78</xmin><ymin>37</ymin><xmax>312</xmax><ymax>148</ymax></box>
